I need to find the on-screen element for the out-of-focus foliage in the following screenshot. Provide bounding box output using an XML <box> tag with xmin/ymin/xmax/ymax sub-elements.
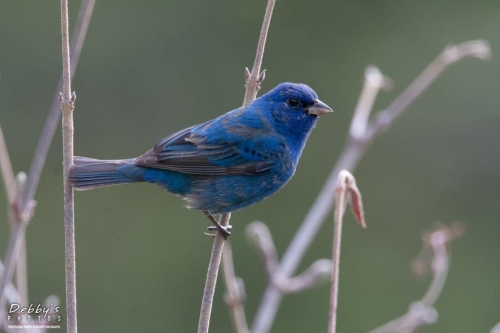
<box><xmin>0</xmin><ymin>1</ymin><xmax>499</xmax><ymax>332</ymax></box>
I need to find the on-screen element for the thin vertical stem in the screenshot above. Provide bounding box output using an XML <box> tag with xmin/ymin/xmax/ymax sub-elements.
<box><xmin>243</xmin><ymin>0</ymin><xmax>275</xmax><ymax>106</ymax></box>
<box><xmin>0</xmin><ymin>0</ymin><xmax>95</xmax><ymax>322</ymax></box>
<box><xmin>13</xmin><ymin>172</ymin><xmax>28</xmax><ymax>310</ymax></box>
<box><xmin>198</xmin><ymin>213</ymin><xmax>231</xmax><ymax>333</ymax></box>
<box><xmin>328</xmin><ymin>186</ymin><xmax>346</xmax><ymax>333</ymax></box>
<box><xmin>60</xmin><ymin>0</ymin><xmax>77</xmax><ymax>332</ymax></box>
<box><xmin>200</xmin><ymin>1</ymin><xmax>276</xmax><ymax>330</ymax></box>
<box><xmin>23</xmin><ymin>0</ymin><xmax>96</xmax><ymax>209</ymax></box>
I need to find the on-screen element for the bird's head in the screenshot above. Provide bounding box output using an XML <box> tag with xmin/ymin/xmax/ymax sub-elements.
<box><xmin>259</xmin><ymin>82</ymin><xmax>332</xmax><ymax>139</ymax></box>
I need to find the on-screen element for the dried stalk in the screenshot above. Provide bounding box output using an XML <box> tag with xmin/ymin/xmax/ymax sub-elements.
<box><xmin>0</xmin><ymin>0</ymin><xmax>95</xmax><ymax>321</ymax></box>
<box><xmin>198</xmin><ymin>1</ymin><xmax>276</xmax><ymax>332</ymax></box>
<box><xmin>247</xmin><ymin>221</ymin><xmax>331</xmax><ymax>296</ymax></box>
<box><xmin>328</xmin><ymin>171</ymin><xmax>365</xmax><ymax>333</ymax></box>
<box><xmin>23</xmin><ymin>0</ymin><xmax>96</xmax><ymax>209</ymax></box>
<box><xmin>252</xmin><ymin>40</ymin><xmax>490</xmax><ymax>333</ymax></box>
<box><xmin>243</xmin><ymin>0</ymin><xmax>275</xmax><ymax>106</ymax></box>
<box><xmin>198</xmin><ymin>213</ymin><xmax>231</xmax><ymax>333</ymax></box>
<box><xmin>60</xmin><ymin>0</ymin><xmax>77</xmax><ymax>331</ymax></box>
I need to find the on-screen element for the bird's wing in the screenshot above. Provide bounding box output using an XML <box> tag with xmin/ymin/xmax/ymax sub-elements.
<box><xmin>134</xmin><ymin>119</ymin><xmax>276</xmax><ymax>176</ymax></box>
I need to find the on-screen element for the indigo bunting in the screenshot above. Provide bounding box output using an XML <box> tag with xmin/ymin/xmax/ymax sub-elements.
<box><xmin>69</xmin><ymin>82</ymin><xmax>332</xmax><ymax>236</ymax></box>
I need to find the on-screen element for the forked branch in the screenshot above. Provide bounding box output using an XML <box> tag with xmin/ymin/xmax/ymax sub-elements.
<box><xmin>252</xmin><ymin>40</ymin><xmax>490</xmax><ymax>333</ymax></box>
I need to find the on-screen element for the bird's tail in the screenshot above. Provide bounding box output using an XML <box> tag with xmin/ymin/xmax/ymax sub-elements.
<box><xmin>69</xmin><ymin>157</ymin><xmax>142</xmax><ymax>191</ymax></box>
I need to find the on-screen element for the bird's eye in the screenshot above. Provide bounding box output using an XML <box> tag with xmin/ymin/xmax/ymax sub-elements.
<box><xmin>288</xmin><ymin>98</ymin><xmax>299</xmax><ymax>107</ymax></box>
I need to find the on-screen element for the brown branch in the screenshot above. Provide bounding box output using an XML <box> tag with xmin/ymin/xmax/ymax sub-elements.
<box><xmin>251</xmin><ymin>40</ymin><xmax>491</xmax><ymax>333</ymax></box>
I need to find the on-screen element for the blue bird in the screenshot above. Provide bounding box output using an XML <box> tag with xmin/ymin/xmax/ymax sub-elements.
<box><xmin>69</xmin><ymin>82</ymin><xmax>332</xmax><ymax>236</ymax></box>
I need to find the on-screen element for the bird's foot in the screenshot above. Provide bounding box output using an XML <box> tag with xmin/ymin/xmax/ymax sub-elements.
<box><xmin>202</xmin><ymin>211</ymin><xmax>232</xmax><ymax>239</ymax></box>
<box><xmin>205</xmin><ymin>225</ymin><xmax>232</xmax><ymax>239</ymax></box>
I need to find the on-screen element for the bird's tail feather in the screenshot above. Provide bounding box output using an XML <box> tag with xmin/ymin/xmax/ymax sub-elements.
<box><xmin>69</xmin><ymin>157</ymin><xmax>140</xmax><ymax>191</ymax></box>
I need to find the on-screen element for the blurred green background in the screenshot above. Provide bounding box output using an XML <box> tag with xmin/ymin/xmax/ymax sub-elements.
<box><xmin>1</xmin><ymin>0</ymin><xmax>499</xmax><ymax>332</ymax></box>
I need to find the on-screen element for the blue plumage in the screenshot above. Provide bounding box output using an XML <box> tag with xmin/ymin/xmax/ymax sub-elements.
<box><xmin>69</xmin><ymin>82</ymin><xmax>332</xmax><ymax>216</ymax></box>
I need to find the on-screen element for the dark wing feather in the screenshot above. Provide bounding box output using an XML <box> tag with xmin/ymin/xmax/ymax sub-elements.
<box><xmin>134</xmin><ymin>121</ymin><xmax>274</xmax><ymax>176</ymax></box>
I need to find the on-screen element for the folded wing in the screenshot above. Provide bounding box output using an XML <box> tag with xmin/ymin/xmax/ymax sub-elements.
<box><xmin>134</xmin><ymin>120</ymin><xmax>275</xmax><ymax>176</ymax></box>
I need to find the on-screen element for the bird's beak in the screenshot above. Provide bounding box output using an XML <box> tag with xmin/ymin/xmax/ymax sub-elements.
<box><xmin>307</xmin><ymin>99</ymin><xmax>333</xmax><ymax>115</ymax></box>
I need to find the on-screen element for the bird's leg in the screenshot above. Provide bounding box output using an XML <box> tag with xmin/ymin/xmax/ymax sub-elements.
<box><xmin>203</xmin><ymin>211</ymin><xmax>232</xmax><ymax>238</ymax></box>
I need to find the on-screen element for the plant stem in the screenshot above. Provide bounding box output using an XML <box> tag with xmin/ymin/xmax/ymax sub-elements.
<box><xmin>328</xmin><ymin>185</ymin><xmax>345</xmax><ymax>333</ymax></box>
<box><xmin>243</xmin><ymin>0</ymin><xmax>275</xmax><ymax>106</ymax></box>
<box><xmin>0</xmin><ymin>0</ymin><xmax>95</xmax><ymax>320</ymax></box>
<box><xmin>251</xmin><ymin>40</ymin><xmax>490</xmax><ymax>333</ymax></box>
<box><xmin>60</xmin><ymin>0</ymin><xmax>77</xmax><ymax>332</ymax></box>
<box><xmin>23</xmin><ymin>0</ymin><xmax>96</xmax><ymax>209</ymax></box>
<box><xmin>199</xmin><ymin>1</ymin><xmax>277</xmax><ymax>331</ymax></box>
<box><xmin>198</xmin><ymin>213</ymin><xmax>231</xmax><ymax>333</ymax></box>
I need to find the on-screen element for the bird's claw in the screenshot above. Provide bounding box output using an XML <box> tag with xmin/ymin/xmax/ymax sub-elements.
<box><xmin>205</xmin><ymin>225</ymin><xmax>232</xmax><ymax>239</ymax></box>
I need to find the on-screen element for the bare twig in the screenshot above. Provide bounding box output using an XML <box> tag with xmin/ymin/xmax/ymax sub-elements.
<box><xmin>198</xmin><ymin>213</ymin><xmax>231</xmax><ymax>333</ymax></box>
<box><xmin>23</xmin><ymin>0</ymin><xmax>96</xmax><ymax>209</ymax></box>
<box><xmin>247</xmin><ymin>221</ymin><xmax>331</xmax><ymax>293</ymax></box>
<box><xmin>279</xmin><ymin>259</ymin><xmax>330</xmax><ymax>294</ymax></box>
<box><xmin>0</xmin><ymin>0</ymin><xmax>95</xmax><ymax>320</ymax></box>
<box><xmin>364</xmin><ymin>41</ymin><xmax>490</xmax><ymax>141</ymax></box>
<box><xmin>252</xmin><ymin>40</ymin><xmax>491</xmax><ymax>333</ymax></box>
<box><xmin>368</xmin><ymin>224</ymin><xmax>463</xmax><ymax>333</ymax></box>
<box><xmin>246</xmin><ymin>222</ymin><xmax>279</xmax><ymax>277</ymax></box>
<box><xmin>242</xmin><ymin>0</ymin><xmax>275</xmax><ymax>106</ymax></box>
<box><xmin>328</xmin><ymin>171</ymin><xmax>365</xmax><ymax>333</ymax></box>
<box><xmin>60</xmin><ymin>0</ymin><xmax>77</xmax><ymax>331</ymax></box>
<box><xmin>222</xmin><ymin>242</ymin><xmax>250</xmax><ymax>333</ymax></box>
<box><xmin>199</xmin><ymin>1</ymin><xmax>277</xmax><ymax>331</ymax></box>
<box><xmin>349</xmin><ymin>67</ymin><xmax>393</xmax><ymax>140</ymax></box>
